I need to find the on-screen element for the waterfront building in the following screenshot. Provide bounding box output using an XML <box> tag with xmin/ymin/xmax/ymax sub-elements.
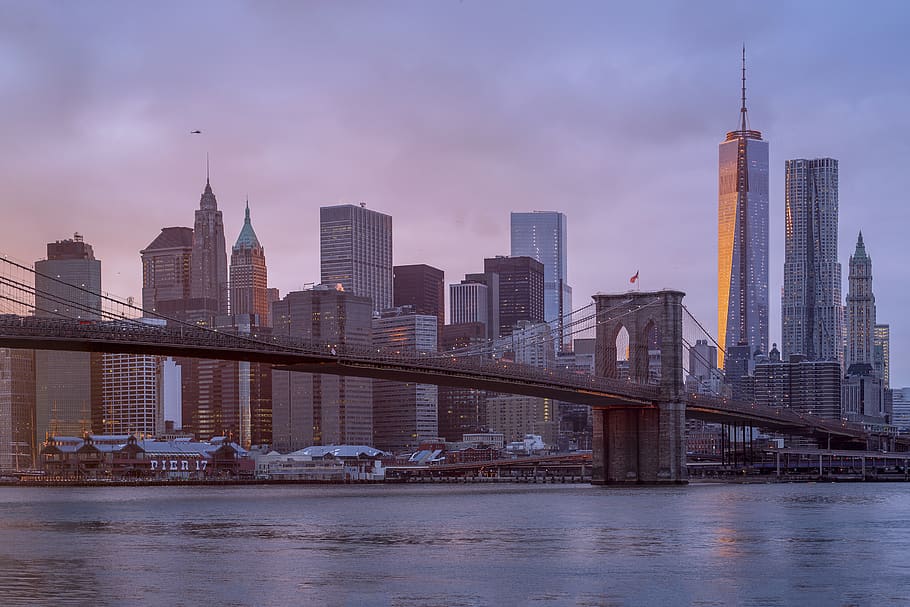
<box><xmin>845</xmin><ymin>232</ymin><xmax>875</xmax><ymax>369</ymax></box>
<box><xmin>34</xmin><ymin>235</ymin><xmax>103</xmax><ymax>441</ymax></box>
<box><xmin>0</xmin><ymin>348</ymin><xmax>35</xmax><ymax>470</ymax></box>
<box><xmin>510</xmin><ymin>211</ymin><xmax>572</xmax><ymax>349</ymax></box>
<box><xmin>39</xmin><ymin>434</ymin><xmax>251</xmax><ymax>479</ymax></box>
<box><xmin>874</xmin><ymin>324</ymin><xmax>890</xmax><ymax>388</ymax></box>
<box><xmin>393</xmin><ymin>264</ymin><xmax>444</xmax><ymax>346</ymax></box>
<box><xmin>781</xmin><ymin>158</ymin><xmax>842</xmax><ymax>365</ymax></box>
<box><xmin>483</xmin><ymin>256</ymin><xmax>544</xmax><ymax>338</ymax></box>
<box><xmin>271</xmin><ymin>286</ymin><xmax>373</xmax><ymax>451</ymax></box>
<box><xmin>320</xmin><ymin>203</ymin><xmax>393</xmax><ymax>313</ymax></box>
<box><xmin>372</xmin><ymin>308</ymin><xmax>438</xmax><ymax>453</ymax></box>
<box><xmin>718</xmin><ymin>50</ymin><xmax>769</xmax><ymax>369</ymax></box>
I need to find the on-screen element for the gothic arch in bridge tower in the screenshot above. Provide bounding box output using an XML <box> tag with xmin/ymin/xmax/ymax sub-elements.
<box><xmin>591</xmin><ymin>290</ymin><xmax>687</xmax><ymax>484</ymax></box>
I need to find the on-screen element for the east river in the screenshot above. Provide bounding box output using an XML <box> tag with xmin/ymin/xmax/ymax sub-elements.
<box><xmin>0</xmin><ymin>482</ymin><xmax>908</xmax><ymax>606</ymax></box>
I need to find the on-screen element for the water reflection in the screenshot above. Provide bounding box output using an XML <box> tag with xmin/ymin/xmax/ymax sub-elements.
<box><xmin>0</xmin><ymin>483</ymin><xmax>908</xmax><ymax>605</ymax></box>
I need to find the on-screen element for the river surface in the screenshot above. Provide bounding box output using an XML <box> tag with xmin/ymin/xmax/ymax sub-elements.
<box><xmin>0</xmin><ymin>482</ymin><xmax>908</xmax><ymax>606</ymax></box>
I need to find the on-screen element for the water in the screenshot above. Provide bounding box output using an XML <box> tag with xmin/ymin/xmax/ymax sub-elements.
<box><xmin>0</xmin><ymin>482</ymin><xmax>908</xmax><ymax>606</ymax></box>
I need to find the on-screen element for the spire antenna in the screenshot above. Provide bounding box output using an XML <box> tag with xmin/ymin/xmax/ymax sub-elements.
<box><xmin>740</xmin><ymin>45</ymin><xmax>748</xmax><ymax>133</ymax></box>
<box><xmin>206</xmin><ymin>152</ymin><xmax>210</xmax><ymax>185</ymax></box>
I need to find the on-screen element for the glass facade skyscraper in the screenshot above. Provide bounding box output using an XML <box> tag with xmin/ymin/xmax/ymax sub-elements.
<box><xmin>781</xmin><ymin>158</ymin><xmax>842</xmax><ymax>365</ymax></box>
<box><xmin>510</xmin><ymin>211</ymin><xmax>572</xmax><ymax>348</ymax></box>
<box><xmin>320</xmin><ymin>204</ymin><xmax>393</xmax><ymax>313</ymax></box>
<box><xmin>718</xmin><ymin>52</ymin><xmax>769</xmax><ymax>369</ymax></box>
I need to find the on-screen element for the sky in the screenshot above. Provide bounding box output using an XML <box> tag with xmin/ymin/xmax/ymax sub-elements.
<box><xmin>2</xmin><ymin>1</ymin><xmax>910</xmax><ymax>385</ymax></box>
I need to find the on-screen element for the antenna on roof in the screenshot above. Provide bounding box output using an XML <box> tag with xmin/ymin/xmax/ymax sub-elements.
<box><xmin>740</xmin><ymin>45</ymin><xmax>749</xmax><ymax>133</ymax></box>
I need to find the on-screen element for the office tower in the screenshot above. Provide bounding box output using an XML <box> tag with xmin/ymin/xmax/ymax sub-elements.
<box><xmin>460</xmin><ymin>272</ymin><xmax>500</xmax><ymax>340</ymax></box>
<box><xmin>483</xmin><ymin>256</ymin><xmax>544</xmax><ymax>338</ymax></box>
<box><xmin>101</xmin><ymin>350</ymin><xmax>162</xmax><ymax>436</ymax></box>
<box><xmin>781</xmin><ymin>158</ymin><xmax>842</xmax><ymax>365</ymax></box>
<box><xmin>393</xmin><ymin>264</ymin><xmax>444</xmax><ymax>345</ymax></box>
<box><xmin>190</xmin><ymin>177</ymin><xmax>228</xmax><ymax>318</ymax></box>
<box><xmin>0</xmin><ymin>348</ymin><xmax>35</xmax><ymax>469</ymax></box>
<box><xmin>754</xmin><ymin>347</ymin><xmax>841</xmax><ymax>420</ymax></box>
<box><xmin>874</xmin><ymin>324</ymin><xmax>890</xmax><ymax>388</ymax></box>
<box><xmin>718</xmin><ymin>50</ymin><xmax>769</xmax><ymax>368</ymax></box>
<box><xmin>34</xmin><ymin>235</ymin><xmax>103</xmax><ymax>440</ymax></box>
<box><xmin>140</xmin><ymin>226</ymin><xmax>193</xmax><ymax>320</ymax></box>
<box><xmin>686</xmin><ymin>339</ymin><xmax>722</xmax><ymax>395</ymax></box>
<box><xmin>842</xmin><ymin>368</ymin><xmax>887</xmax><ymax>423</ymax></box>
<box><xmin>438</xmin><ymin>324</ymin><xmax>489</xmax><ymax>440</ymax></box>
<box><xmin>510</xmin><ymin>211</ymin><xmax>572</xmax><ymax>349</ymax></box>
<box><xmin>450</xmin><ymin>281</ymin><xmax>489</xmax><ymax>326</ymax></box>
<box><xmin>845</xmin><ymin>232</ymin><xmax>875</xmax><ymax>369</ymax></box>
<box><xmin>228</xmin><ymin>202</ymin><xmax>273</xmax><ymax>447</ymax></box>
<box><xmin>271</xmin><ymin>286</ymin><xmax>373</xmax><ymax>451</ymax></box>
<box><xmin>320</xmin><ymin>203</ymin><xmax>393</xmax><ymax>312</ymax></box>
<box><xmin>372</xmin><ymin>308</ymin><xmax>438</xmax><ymax>452</ymax></box>
<box><xmin>892</xmin><ymin>388</ymin><xmax>910</xmax><ymax>429</ymax></box>
<box><xmin>230</xmin><ymin>201</ymin><xmax>270</xmax><ymax>325</ymax></box>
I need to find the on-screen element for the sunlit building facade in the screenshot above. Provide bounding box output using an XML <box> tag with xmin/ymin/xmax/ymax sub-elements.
<box><xmin>718</xmin><ymin>54</ymin><xmax>769</xmax><ymax>369</ymax></box>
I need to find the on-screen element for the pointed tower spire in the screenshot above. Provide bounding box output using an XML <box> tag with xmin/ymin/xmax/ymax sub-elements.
<box><xmin>740</xmin><ymin>45</ymin><xmax>748</xmax><ymax>133</ymax></box>
<box><xmin>206</xmin><ymin>152</ymin><xmax>210</xmax><ymax>186</ymax></box>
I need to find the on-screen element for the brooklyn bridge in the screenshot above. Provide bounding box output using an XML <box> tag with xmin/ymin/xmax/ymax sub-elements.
<box><xmin>0</xmin><ymin>254</ymin><xmax>897</xmax><ymax>484</ymax></box>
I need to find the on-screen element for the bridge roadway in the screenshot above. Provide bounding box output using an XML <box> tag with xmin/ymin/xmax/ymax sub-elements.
<box><xmin>0</xmin><ymin>315</ymin><xmax>882</xmax><ymax>444</ymax></box>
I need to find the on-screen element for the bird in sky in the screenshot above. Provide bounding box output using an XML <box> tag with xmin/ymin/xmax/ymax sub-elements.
<box><xmin>190</xmin><ymin>130</ymin><xmax>202</xmax><ymax>134</ymax></box>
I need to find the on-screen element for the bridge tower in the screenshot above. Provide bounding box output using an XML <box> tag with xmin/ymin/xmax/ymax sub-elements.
<box><xmin>592</xmin><ymin>290</ymin><xmax>686</xmax><ymax>484</ymax></box>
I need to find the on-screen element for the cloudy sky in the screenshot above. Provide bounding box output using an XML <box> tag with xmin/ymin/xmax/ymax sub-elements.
<box><xmin>3</xmin><ymin>1</ymin><xmax>909</xmax><ymax>384</ymax></box>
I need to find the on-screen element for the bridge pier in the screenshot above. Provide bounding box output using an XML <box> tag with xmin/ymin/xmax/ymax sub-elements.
<box><xmin>592</xmin><ymin>290</ymin><xmax>688</xmax><ymax>485</ymax></box>
<box><xmin>591</xmin><ymin>402</ymin><xmax>686</xmax><ymax>485</ymax></box>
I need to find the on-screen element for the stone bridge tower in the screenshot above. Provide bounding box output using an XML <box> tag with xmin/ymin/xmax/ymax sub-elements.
<box><xmin>591</xmin><ymin>290</ymin><xmax>686</xmax><ymax>484</ymax></box>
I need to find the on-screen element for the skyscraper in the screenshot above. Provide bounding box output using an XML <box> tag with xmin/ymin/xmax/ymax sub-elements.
<box><xmin>228</xmin><ymin>204</ymin><xmax>273</xmax><ymax>448</ymax></box>
<box><xmin>190</xmin><ymin>177</ymin><xmax>228</xmax><ymax>319</ymax></box>
<box><xmin>483</xmin><ymin>256</ymin><xmax>545</xmax><ymax>338</ymax></box>
<box><xmin>845</xmin><ymin>232</ymin><xmax>875</xmax><ymax>369</ymax></box>
<box><xmin>393</xmin><ymin>264</ymin><xmax>444</xmax><ymax>345</ymax></box>
<box><xmin>0</xmin><ymin>348</ymin><xmax>35</xmax><ymax>469</ymax></box>
<box><xmin>874</xmin><ymin>324</ymin><xmax>890</xmax><ymax>389</ymax></box>
<box><xmin>230</xmin><ymin>201</ymin><xmax>270</xmax><ymax>324</ymax></box>
<box><xmin>271</xmin><ymin>286</ymin><xmax>373</xmax><ymax>451</ymax></box>
<box><xmin>372</xmin><ymin>308</ymin><xmax>438</xmax><ymax>452</ymax></box>
<box><xmin>510</xmin><ymin>211</ymin><xmax>572</xmax><ymax>348</ymax></box>
<box><xmin>34</xmin><ymin>235</ymin><xmax>103</xmax><ymax>440</ymax></box>
<box><xmin>718</xmin><ymin>50</ymin><xmax>769</xmax><ymax>368</ymax></box>
<box><xmin>101</xmin><ymin>335</ymin><xmax>162</xmax><ymax>437</ymax></box>
<box><xmin>140</xmin><ymin>226</ymin><xmax>193</xmax><ymax>320</ymax></box>
<box><xmin>781</xmin><ymin>158</ymin><xmax>842</xmax><ymax>364</ymax></box>
<box><xmin>320</xmin><ymin>204</ymin><xmax>393</xmax><ymax>313</ymax></box>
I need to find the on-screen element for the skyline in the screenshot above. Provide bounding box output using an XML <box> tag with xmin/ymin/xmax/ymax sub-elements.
<box><xmin>3</xmin><ymin>2</ymin><xmax>910</xmax><ymax>384</ymax></box>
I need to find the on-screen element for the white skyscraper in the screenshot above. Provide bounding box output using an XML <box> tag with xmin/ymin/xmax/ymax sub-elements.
<box><xmin>781</xmin><ymin>158</ymin><xmax>842</xmax><ymax>365</ymax></box>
